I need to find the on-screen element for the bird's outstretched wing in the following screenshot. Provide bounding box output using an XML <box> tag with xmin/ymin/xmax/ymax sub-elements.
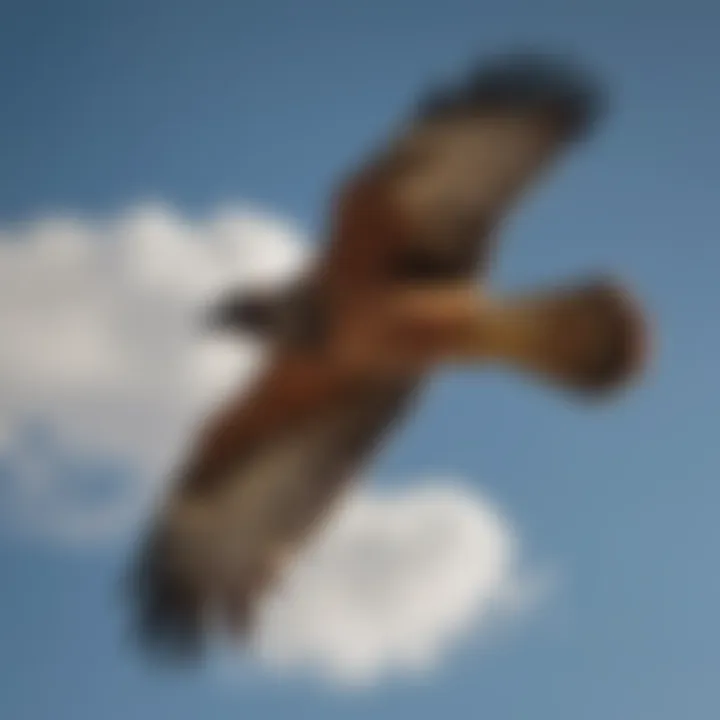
<box><xmin>131</xmin><ymin>353</ymin><xmax>418</xmax><ymax>657</ymax></box>
<box><xmin>320</xmin><ymin>52</ymin><xmax>602</xmax><ymax>295</ymax></box>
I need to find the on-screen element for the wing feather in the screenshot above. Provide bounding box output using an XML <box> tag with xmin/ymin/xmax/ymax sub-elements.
<box><xmin>321</xmin><ymin>52</ymin><xmax>602</xmax><ymax>294</ymax></box>
<box><xmin>132</xmin><ymin>363</ymin><xmax>419</xmax><ymax>656</ymax></box>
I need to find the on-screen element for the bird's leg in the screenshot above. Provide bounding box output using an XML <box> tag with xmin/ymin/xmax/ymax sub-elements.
<box><xmin>370</xmin><ymin>277</ymin><xmax>647</xmax><ymax>394</ymax></box>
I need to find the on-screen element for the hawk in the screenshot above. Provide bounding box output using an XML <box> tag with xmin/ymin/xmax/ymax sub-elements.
<box><xmin>131</xmin><ymin>52</ymin><xmax>649</xmax><ymax>657</ymax></box>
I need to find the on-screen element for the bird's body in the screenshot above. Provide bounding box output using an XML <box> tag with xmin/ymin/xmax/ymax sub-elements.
<box><xmin>131</xmin><ymin>52</ymin><xmax>649</xmax><ymax>656</ymax></box>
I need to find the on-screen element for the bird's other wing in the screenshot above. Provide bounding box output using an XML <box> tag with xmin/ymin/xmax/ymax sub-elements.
<box><xmin>130</xmin><ymin>352</ymin><xmax>419</xmax><ymax>658</ymax></box>
<box><xmin>320</xmin><ymin>51</ymin><xmax>604</xmax><ymax>294</ymax></box>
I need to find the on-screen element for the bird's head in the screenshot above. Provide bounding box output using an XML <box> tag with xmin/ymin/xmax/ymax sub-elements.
<box><xmin>202</xmin><ymin>290</ymin><xmax>279</xmax><ymax>336</ymax></box>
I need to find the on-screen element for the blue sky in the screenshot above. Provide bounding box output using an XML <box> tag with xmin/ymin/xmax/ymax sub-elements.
<box><xmin>2</xmin><ymin>0</ymin><xmax>720</xmax><ymax>718</ymax></box>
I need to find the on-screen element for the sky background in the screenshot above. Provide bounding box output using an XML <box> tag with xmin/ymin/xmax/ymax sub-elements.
<box><xmin>1</xmin><ymin>0</ymin><xmax>720</xmax><ymax>718</ymax></box>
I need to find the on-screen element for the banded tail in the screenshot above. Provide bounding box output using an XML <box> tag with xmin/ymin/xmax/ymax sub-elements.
<box><xmin>478</xmin><ymin>278</ymin><xmax>648</xmax><ymax>394</ymax></box>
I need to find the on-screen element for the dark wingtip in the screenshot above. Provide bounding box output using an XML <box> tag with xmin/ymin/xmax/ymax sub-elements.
<box><xmin>417</xmin><ymin>50</ymin><xmax>606</xmax><ymax>141</ymax></box>
<box><xmin>127</xmin><ymin>528</ymin><xmax>206</xmax><ymax>664</ymax></box>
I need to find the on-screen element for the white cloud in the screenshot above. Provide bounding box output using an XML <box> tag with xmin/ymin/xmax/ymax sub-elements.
<box><xmin>0</xmin><ymin>203</ymin><xmax>308</xmax><ymax>541</ymax></box>
<box><xmin>0</xmin><ymin>205</ymin><xmax>548</xmax><ymax>683</ymax></box>
<box><xmin>247</xmin><ymin>481</ymin><xmax>550</xmax><ymax>686</ymax></box>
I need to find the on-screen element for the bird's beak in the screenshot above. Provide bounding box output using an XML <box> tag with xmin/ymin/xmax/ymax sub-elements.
<box><xmin>201</xmin><ymin>301</ymin><xmax>235</xmax><ymax>333</ymax></box>
<box><xmin>200</xmin><ymin>292</ymin><xmax>277</xmax><ymax>336</ymax></box>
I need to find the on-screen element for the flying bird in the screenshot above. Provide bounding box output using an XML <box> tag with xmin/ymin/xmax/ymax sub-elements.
<box><xmin>131</xmin><ymin>51</ymin><xmax>649</xmax><ymax>657</ymax></box>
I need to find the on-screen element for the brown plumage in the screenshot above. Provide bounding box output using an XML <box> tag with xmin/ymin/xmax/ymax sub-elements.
<box><xmin>130</xmin><ymin>51</ymin><xmax>649</xmax><ymax>658</ymax></box>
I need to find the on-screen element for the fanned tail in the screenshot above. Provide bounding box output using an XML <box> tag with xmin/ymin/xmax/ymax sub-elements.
<box><xmin>480</xmin><ymin>278</ymin><xmax>648</xmax><ymax>394</ymax></box>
